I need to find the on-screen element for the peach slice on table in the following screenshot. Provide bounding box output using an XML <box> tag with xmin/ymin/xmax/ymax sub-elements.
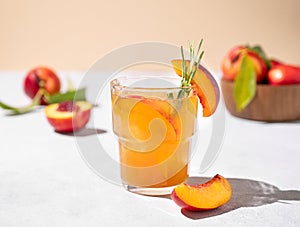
<box><xmin>171</xmin><ymin>174</ymin><xmax>232</xmax><ymax>211</ymax></box>
<box><xmin>45</xmin><ymin>101</ymin><xmax>92</xmax><ymax>132</ymax></box>
<box><xmin>171</xmin><ymin>60</ymin><xmax>220</xmax><ymax>117</ymax></box>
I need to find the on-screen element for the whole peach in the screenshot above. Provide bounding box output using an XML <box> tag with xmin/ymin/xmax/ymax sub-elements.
<box><xmin>24</xmin><ymin>66</ymin><xmax>61</xmax><ymax>104</ymax></box>
<box><xmin>222</xmin><ymin>46</ymin><xmax>267</xmax><ymax>83</ymax></box>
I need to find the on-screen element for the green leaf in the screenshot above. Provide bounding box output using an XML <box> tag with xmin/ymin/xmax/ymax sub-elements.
<box><xmin>234</xmin><ymin>56</ymin><xmax>256</xmax><ymax>111</ymax></box>
<box><xmin>247</xmin><ymin>45</ymin><xmax>271</xmax><ymax>69</ymax></box>
<box><xmin>46</xmin><ymin>87</ymin><xmax>86</xmax><ymax>104</ymax></box>
<box><xmin>248</xmin><ymin>45</ymin><xmax>265</xmax><ymax>56</ymax></box>
<box><xmin>0</xmin><ymin>101</ymin><xmax>21</xmax><ymax>112</ymax></box>
<box><xmin>0</xmin><ymin>88</ymin><xmax>87</xmax><ymax>115</ymax></box>
<box><xmin>0</xmin><ymin>101</ymin><xmax>34</xmax><ymax>114</ymax></box>
<box><xmin>0</xmin><ymin>90</ymin><xmax>43</xmax><ymax>115</ymax></box>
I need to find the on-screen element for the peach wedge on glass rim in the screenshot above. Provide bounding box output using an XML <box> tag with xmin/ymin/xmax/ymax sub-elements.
<box><xmin>171</xmin><ymin>60</ymin><xmax>220</xmax><ymax>117</ymax></box>
<box><xmin>171</xmin><ymin>174</ymin><xmax>232</xmax><ymax>211</ymax></box>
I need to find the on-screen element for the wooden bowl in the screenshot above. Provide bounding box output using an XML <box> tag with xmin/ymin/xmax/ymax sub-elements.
<box><xmin>221</xmin><ymin>78</ymin><xmax>300</xmax><ymax>122</ymax></box>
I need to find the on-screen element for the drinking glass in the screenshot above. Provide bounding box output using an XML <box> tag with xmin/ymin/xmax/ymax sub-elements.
<box><xmin>110</xmin><ymin>76</ymin><xmax>198</xmax><ymax>195</ymax></box>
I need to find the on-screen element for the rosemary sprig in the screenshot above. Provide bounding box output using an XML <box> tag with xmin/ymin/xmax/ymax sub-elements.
<box><xmin>178</xmin><ymin>39</ymin><xmax>204</xmax><ymax>98</ymax></box>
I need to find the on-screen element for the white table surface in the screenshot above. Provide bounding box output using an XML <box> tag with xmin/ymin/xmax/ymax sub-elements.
<box><xmin>1</xmin><ymin>71</ymin><xmax>300</xmax><ymax>226</ymax></box>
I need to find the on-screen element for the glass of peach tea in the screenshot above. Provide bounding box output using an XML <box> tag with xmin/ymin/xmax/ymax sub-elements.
<box><xmin>110</xmin><ymin>62</ymin><xmax>219</xmax><ymax>196</ymax></box>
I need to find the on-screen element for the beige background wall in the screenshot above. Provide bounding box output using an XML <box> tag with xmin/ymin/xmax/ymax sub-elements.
<box><xmin>0</xmin><ymin>0</ymin><xmax>299</xmax><ymax>72</ymax></box>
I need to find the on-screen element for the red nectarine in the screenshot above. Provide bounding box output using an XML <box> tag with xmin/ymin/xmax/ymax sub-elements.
<box><xmin>24</xmin><ymin>66</ymin><xmax>61</xmax><ymax>104</ymax></box>
<box><xmin>221</xmin><ymin>46</ymin><xmax>267</xmax><ymax>83</ymax></box>
<box><xmin>267</xmin><ymin>64</ymin><xmax>300</xmax><ymax>85</ymax></box>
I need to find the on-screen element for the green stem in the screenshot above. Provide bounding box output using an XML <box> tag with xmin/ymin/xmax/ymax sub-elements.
<box><xmin>0</xmin><ymin>89</ymin><xmax>44</xmax><ymax>115</ymax></box>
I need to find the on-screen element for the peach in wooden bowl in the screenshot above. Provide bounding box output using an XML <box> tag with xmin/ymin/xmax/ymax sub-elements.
<box><xmin>221</xmin><ymin>79</ymin><xmax>300</xmax><ymax>122</ymax></box>
<box><xmin>221</xmin><ymin>44</ymin><xmax>300</xmax><ymax>122</ymax></box>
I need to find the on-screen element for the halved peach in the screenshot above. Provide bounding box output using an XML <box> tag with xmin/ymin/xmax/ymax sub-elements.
<box><xmin>45</xmin><ymin>101</ymin><xmax>92</xmax><ymax>132</ymax></box>
<box><xmin>171</xmin><ymin>174</ymin><xmax>232</xmax><ymax>211</ymax></box>
<box><xmin>171</xmin><ymin>60</ymin><xmax>220</xmax><ymax>117</ymax></box>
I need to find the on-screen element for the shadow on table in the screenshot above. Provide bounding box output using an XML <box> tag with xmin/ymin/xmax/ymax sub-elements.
<box><xmin>144</xmin><ymin>176</ymin><xmax>300</xmax><ymax>219</ymax></box>
<box><xmin>178</xmin><ymin>176</ymin><xmax>300</xmax><ymax>220</ymax></box>
<box><xmin>56</xmin><ymin>127</ymin><xmax>107</xmax><ymax>137</ymax></box>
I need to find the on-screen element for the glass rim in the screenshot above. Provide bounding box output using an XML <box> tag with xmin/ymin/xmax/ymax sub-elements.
<box><xmin>110</xmin><ymin>75</ymin><xmax>196</xmax><ymax>91</ymax></box>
